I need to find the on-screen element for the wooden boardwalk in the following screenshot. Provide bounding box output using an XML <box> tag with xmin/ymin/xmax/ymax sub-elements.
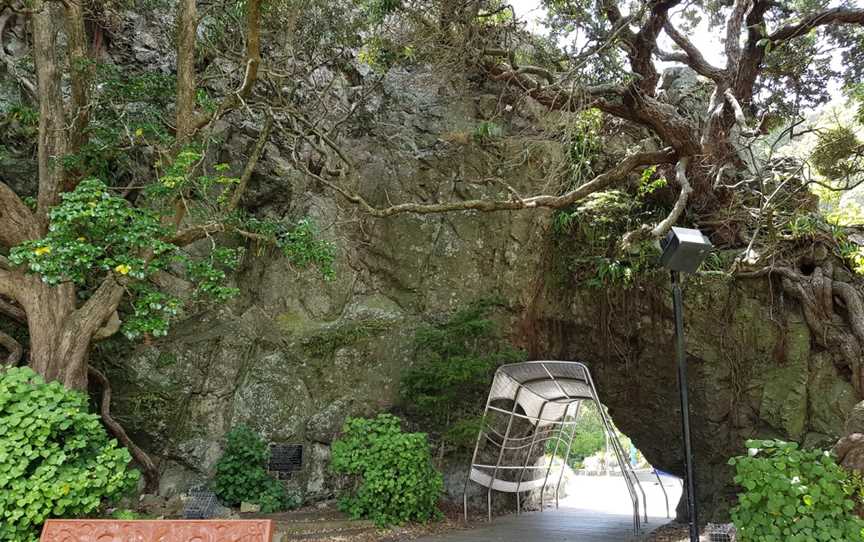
<box><xmin>415</xmin><ymin>475</ymin><xmax>680</xmax><ymax>542</ymax></box>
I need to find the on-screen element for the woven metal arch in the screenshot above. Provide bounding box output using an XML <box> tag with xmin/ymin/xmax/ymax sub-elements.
<box><xmin>462</xmin><ymin>360</ymin><xmax>659</xmax><ymax>534</ymax></box>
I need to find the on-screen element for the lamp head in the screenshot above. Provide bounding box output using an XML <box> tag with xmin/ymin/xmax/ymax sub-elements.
<box><xmin>660</xmin><ymin>227</ymin><xmax>713</xmax><ymax>273</ymax></box>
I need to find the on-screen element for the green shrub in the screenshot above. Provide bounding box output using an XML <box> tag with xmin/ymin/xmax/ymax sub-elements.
<box><xmin>729</xmin><ymin>439</ymin><xmax>864</xmax><ymax>542</ymax></box>
<box><xmin>401</xmin><ymin>301</ymin><xmax>525</xmax><ymax>453</ymax></box>
<box><xmin>331</xmin><ymin>414</ymin><xmax>443</xmax><ymax>526</ymax></box>
<box><xmin>212</xmin><ymin>426</ymin><xmax>298</xmax><ymax>513</ymax></box>
<box><xmin>0</xmin><ymin>367</ymin><xmax>140</xmax><ymax>542</ymax></box>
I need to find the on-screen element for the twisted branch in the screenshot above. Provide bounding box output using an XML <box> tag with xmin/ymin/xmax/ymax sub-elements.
<box><xmin>89</xmin><ymin>365</ymin><xmax>160</xmax><ymax>493</ymax></box>
<box><xmin>311</xmin><ymin>148</ymin><xmax>675</xmax><ymax>217</ymax></box>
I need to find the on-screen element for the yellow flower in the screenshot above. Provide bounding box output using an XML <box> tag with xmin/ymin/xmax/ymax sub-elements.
<box><xmin>134</xmin><ymin>128</ymin><xmax>144</xmax><ymax>137</ymax></box>
<box><xmin>77</xmin><ymin>237</ymin><xmax>86</xmax><ymax>242</ymax></box>
<box><xmin>114</xmin><ymin>264</ymin><xmax>131</xmax><ymax>275</ymax></box>
<box><xmin>33</xmin><ymin>246</ymin><xmax>51</xmax><ymax>256</ymax></box>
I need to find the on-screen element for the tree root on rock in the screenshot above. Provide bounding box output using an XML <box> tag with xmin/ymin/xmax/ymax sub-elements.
<box><xmin>88</xmin><ymin>365</ymin><xmax>160</xmax><ymax>494</ymax></box>
<box><xmin>739</xmin><ymin>258</ymin><xmax>864</xmax><ymax>397</ymax></box>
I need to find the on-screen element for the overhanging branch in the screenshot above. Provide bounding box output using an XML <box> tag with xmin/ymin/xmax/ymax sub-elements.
<box><xmin>311</xmin><ymin>148</ymin><xmax>676</xmax><ymax>217</ymax></box>
<box><xmin>769</xmin><ymin>7</ymin><xmax>864</xmax><ymax>42</ymax></box>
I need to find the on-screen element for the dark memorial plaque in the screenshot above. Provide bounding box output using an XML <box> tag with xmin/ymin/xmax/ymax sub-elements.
<box><xmin>269</xmin><ymin>444</ymin><xmax>303</xmax><ymax>475</ymax></box>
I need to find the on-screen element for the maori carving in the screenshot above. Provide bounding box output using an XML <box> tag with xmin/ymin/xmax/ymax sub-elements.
<box><xmin>39</xmin><ymin>520</ymin><xmax>274</xmax><ymax>542</ymax></box>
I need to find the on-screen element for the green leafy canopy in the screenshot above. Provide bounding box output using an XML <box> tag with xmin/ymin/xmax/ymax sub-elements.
<box><xmin>9</xmin><ymin>167</ymin><xmax>335</xmax><ymax>340</ymax></box>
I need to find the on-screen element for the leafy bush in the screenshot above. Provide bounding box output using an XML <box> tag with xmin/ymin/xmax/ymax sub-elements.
<box><xmin>401</xmin><ymin>301</ymin><xmax>525</xmax><ymax>452</ymax></box>
<box><xmin>729</xmin><ymin>439</ymin><xmax>864</xmax><ymax>542</ymax></box>
<box><xmin>0</xmin><ymin>367</ymin><xmax>139</xmax><ymax>542</ymax></box>
<box><xmin>212</xmin><ymin>426</ymin><xmax>298</xmax><ymax>513</ymax></box>
<box><xmin>331</xmin><ymin>414</ymin><xmax>443</xmax><ymax>526</ymax></box>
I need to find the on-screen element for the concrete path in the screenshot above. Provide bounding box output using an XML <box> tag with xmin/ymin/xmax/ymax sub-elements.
<box><xmin>417</xmin><ymin>474</ymin><xmax>682</xmax><ymax>542</ymax></box>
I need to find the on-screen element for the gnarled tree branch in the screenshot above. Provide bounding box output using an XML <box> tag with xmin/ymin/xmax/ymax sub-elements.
<box><xmin>227</xmin><ymin>111</ymin><xmax>273</xmax><ymax>212</ymax></box>
<box><xmin>311</xmin><ymin>148</ymin><xmax>676</xmax><ymax>217</ymax></box>
<box><xmin>0</xmin><ymin>296</ymin><xmax>25</xmax><ymax>324</ymax></box>
<box><xmin>0</xmin><ymin>9</ymin><xmax>36</xmax><ymax>96</ymax></box>
<box><xmin>660</xmin><ymin>21</ymin><xmax>725</xmax><ymax>81</ymax></box>
<box><xmin>769</xmin><ymin>7</ymin><xmax>864</xmax><ymax>42</ymax></box>
<box><xmin>621</xmin><ymin>157</ymin><xmax>692</xmax><ymax>248</ymax></box>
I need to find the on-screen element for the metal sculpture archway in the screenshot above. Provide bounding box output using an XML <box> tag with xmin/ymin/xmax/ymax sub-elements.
<box><xmin>462</xmin><ymin>360</ymin><xmax>662</xmax><ymax>534</ymax></box>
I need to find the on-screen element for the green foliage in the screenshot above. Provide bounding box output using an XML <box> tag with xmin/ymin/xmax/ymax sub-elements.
<box><xmin>811</xmin><ymin>126</ymin><xmax>863</xmax><ymax>181</ymax></box>
<box><xmin>359</xmin><ymin>0</ymin><xmax>401</xmax><ymax>23</ymax></box>
<box><xmin>109</xmin><ymin>509</ymin><xmax>142</xmax><ymax>520</ymax></box>
<box><xmin>553</xmin><ymin>190</ymin><xmax>663</xmax><ymax>288</ymax></box>
<box><xmin>729</xmin><ymin>439</ymin><xmax>864</xmax><ymax>542</ymax></box>
<box><xmin>473</xmin><ymin>121</ymin><xmax>504</xmax><ymax>144</ymax></box>
<box><xmin>301</xmin><ymin>318</ymin><xmax>391</xmax><ymax>357</ymax></box>
<box><xmin>123</xmin><ymin>285</ymin><xmax>182</xmax><ymax>340</ymax></box>
<box><xmin>3</xmin><ymin>104</ymin><xmax>39</xmax><ymax>132</ymax></box>
<box><xmin>10</xmin><ymin>179</ymin><xmax>175</xmax><ymax>285</ymax></box>
<box><xmin>62</xmin><ymin>65</ymin><xmax>176</xmax><ymax>179</ymax></box>
<box><xmin>476</xmin><ymin>0</ymin><xmax>514</xmax><ymax>25</ymax></box>
<box><xmin>784</xmin><ymin>212</ymin><xmax>819</xmax><ymax>239</ymax></box>
<box><xmin>0</xmin><ymin>367</ymin><xmax>140</xmax><ymax>542</ymax></box>
<box><xmin>546</xmin><ymin>403</ymin><xmax>606</xmax><ymax>467</ymax></box>
<box><xmin>9</xmin><ymin>166</ymin><xmax>334</xmax><ymax>340</ymax></box>
<box><xmin>358</xmin><ymin>36</ymin><xmax>414</xmax><ymax>73</ymax></box>
<box><xmin>330</xmin><ymin>414</ymin><xmax>443</xmax><ymax>526</ymax></box>
<box><xmin>401</xmin><ymin>301</ymin><xmax>525</xmax><ymax>451</ymax></box>
<box><xmin>212</xmin><ymin>426</ymin><xmax>299</xmax><ymax>513</ymax></box>
<box><xmin>236</xmin><ymin>216</ymin><xmax>337</xmax><ymax>279</ymax></box>
<box><xmin>637</xmin><ymin>165</ymin><xmax>668</xmax><ymax>197</ymax></box>
<box><xmin>564</xmin><ymin>108</ymin><xmax>603</xmax><ymax>187</ymax></box>
<box><xmin>849</xmin><ymin>84</ymin><xmax>864</xmax><ymax>126</ymax></box>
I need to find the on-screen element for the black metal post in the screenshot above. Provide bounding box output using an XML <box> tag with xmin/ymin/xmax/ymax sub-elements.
<box><xmin>671</xmin><ymin>270</ymin><xmax>699</xmax><ymax>542</ymax></box>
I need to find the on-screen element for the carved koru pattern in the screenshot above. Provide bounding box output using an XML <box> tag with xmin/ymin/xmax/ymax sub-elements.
<box><xmin>39</xmin><ymin>520</ymin><xmax>273</xmax><ymax>542</ymax></box>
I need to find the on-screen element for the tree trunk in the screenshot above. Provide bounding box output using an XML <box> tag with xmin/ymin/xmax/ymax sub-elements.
<box><xmin>22</xmin><ymin>278</ymin><xmax>87</xmax><ymax>388</ymax></box>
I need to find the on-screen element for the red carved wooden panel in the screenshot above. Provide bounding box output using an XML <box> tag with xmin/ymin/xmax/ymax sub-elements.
<box><xmin>39</xmin><ymin>520</ymin><xmax>274</xmax><ymax>542</ymax></box>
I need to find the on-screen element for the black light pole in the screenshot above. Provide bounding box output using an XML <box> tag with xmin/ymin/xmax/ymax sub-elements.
<box><xmin>672</xmin><ymin>269</ymin><xmax>699</xmax><ymax>542</ymax></box>
<box><xmin>660</xmin><ymin>227</ymin><xmax>713</xmax><ymax>542</ymax></box>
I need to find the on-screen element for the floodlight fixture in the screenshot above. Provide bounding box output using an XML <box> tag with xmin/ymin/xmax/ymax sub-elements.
<box><xmin>660</xmin><ymin>227</ymin><xmax>713</xmax><ymax>273</ymax></box>
<box><xmin>659</xmin><ymin>226</ymin><xmax>713</xmax><ymax>542</ymax></box>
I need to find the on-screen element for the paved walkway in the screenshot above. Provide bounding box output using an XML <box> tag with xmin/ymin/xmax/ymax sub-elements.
<box><xmin>417</xmin><ymin>474</ymin><xmax>682</xmax><ymax>542</ymax></box>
